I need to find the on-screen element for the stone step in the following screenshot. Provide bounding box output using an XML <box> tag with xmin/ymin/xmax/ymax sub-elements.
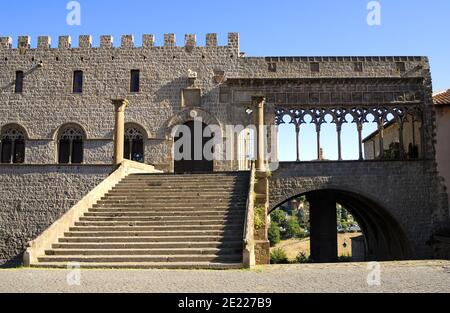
<box><xmin>74</xmin><ymin>220</ymin><xmax>244</xmax><ymax>227</ymax></box>
<box><xmin>102</xmin><ymin>192</ymin><xmax>245</xmax><ymax>199</ymax></box>
<box><xmin>92</xmin><ymin>204</ymin><xmax>247</xmax><ymax>210</ymax></box>
<box><xmin>88</xmin><ymin>208</ymin><xmax>246</xmax><ymax>213</ymax></box>
<box><xmin>79</xmin><ymin>216</ymin><xmax>244</xmax><ymax>222</ymax></box>
<box><xmin>69</xmin><ymin>225</ymin><xmax>242</xmax><ymax>232</ymax></box>
<box><xmin>52</xmin><ymin>241</ymin><xmax>243</xmax><ymax>250</ymax></box>
<box><xmin>118</xmin><ymin>181</ymin><xmax>248</xmax><ymax>187</ymax></box>
<box><xmin>97</xmin><ymin>196</ymin><xmax>247</xmax><ymax>206</ymax></box>
<box><xmin>110</xmin><ymin>186</ymin><xmax>244</xmax><ymax>192</ymax></box>
<box><xmin>37</xmin><ymin>254</ymin><xmax>243</xmax><ymax>263</ymax></box>
<box><xmin>124</xmin><ymin>174</ymin><xmax>249</xmax><ymax>182</ymax></box>
<box><xmin>31</xmin><ymin>262</ymin><xmax>244</xmax><ymax>270</ymax></box>
<box><xmin>64</xmin><ymin>230</ymin><xmax>243</xmax><ymax>238</ymax></box>
<box><xmin>59</xmin><ymin>236</ymin><xmax>239</xmax><ymax>243</ymax></box>
<box><xmin>83</xmin><ymin>211</ymin><xmax>246</xmax><ymax>218</ymax></box>
<box><xmin>114</xmin><ymin>183</ymin><xmax>248</xmax><ymax>188</ymax></box>
<box><xmin>45</xmin><ymin>247</ymin><xmax>242</xmax><ymax>256</ymax></box>
<box><xmin>129</xmin><ymin>172</ymin><xmax>249</xmax><ymax>177</ymax></box>
<box><xmin>125</xmin><ymin>174</ymin><xmax>249</xmax><ymax>181</ymax></box>
<box><xmin>91</xmin><ymin>204</ymin><xmax>246</xmax><ymax>210</ymax></box>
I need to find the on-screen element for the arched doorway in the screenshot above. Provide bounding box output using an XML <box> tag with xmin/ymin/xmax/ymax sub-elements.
<box><xmin>269</xmin><ymin>189</ymin><xmax>411</xmax><ymax>263</ymax></box>
<box><xmin>174</xmin><ymin>120</ymin><xmax>214</xmax><ymax>173</ymax></box>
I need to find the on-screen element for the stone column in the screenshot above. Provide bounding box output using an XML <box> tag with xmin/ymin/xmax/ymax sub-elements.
<box><xmin>316</xmin><ymin>124</ymin><xmax>321</xmax><ymax>160</ymax></box>
<box><xmin>378</xmin><ymin>118</ymin><xmax>384</xmax><ymax>159</ymax></box>
<box><xmin>307</xmin><ymin>191</ymin><xmax>338</xmax><ymax>263</ymax></box>
<box><xmin>398</xmin><ymin>121</ymin><xmax>405</xmax><ymax>159</ymax></box>
<box><xmin>336</xmin><ymin>124</ymin><xmax>342</xmax><ymax>161</ymax></box>
<box><xmin>253</xmin><ymin>96</ymin><xmax>266</xmax><ymax>172</ymax></box>
<box><xmin>112</xmin><ymin>99</ymin><xmax>129</xmax><ymax>165</ymax></box>
<box><xmin>295</xmin><ymin>124</ymin><xmax>301</xmax><ymax>162</ymax></box>
<box><xmin>357</xmin><ymin>122</ymin><xmax>364</xmax><ymax>160</ymax></box>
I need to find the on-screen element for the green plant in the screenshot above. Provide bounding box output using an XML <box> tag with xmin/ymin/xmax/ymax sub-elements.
<box><xmin>270</xmin><ymin>210</ymin><xmax>287</xmax><ymax>228</ymax></box>
<box><xmin>268</xmin><ymin>222</ymin><xmax>281</xmax><ymax>247</ymax></box>
<box><xmin>270</xmin><ymin>248</ymin><xmax>289</xmax><ymax>264</ymax></box>
<box><xmin>254</xmin><ymin>206</ymin><xmax>265</xmax><ymax>230</ymax></box>
<box><xmin>295</xmin><ymin>252</ymin><xmax>311</xmax><ymax>264</ymax></box>
<box><xmin>283</xmin><ymin>216</ymin><xmax>303</xmax><ymax>239</ymax></box>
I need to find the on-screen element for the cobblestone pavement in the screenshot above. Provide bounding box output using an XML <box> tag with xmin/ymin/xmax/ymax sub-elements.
<box><xmin>0</xmin><ymin>261</ymin><xmax>449</xmax><ymax>293</ymax></box>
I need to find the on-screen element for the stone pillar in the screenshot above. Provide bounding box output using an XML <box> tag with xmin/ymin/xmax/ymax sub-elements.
<box><xmin>316</xmin><ymin>124</ymin><xmax>321</xmax><ymax>160</ymax></box>
<box><xmin>112</xmin><ymin>99</ymin><xmax>129</xmax><ymax>165</ymax></box>
<box><xmin>253</xmin><ymin>96</ymin><xmax>266</xmax><ymax>172</ymax></box>
<box><xmin>307</xmin><ymin>191</ymin><xmax>338</xmax><ymax>263</ymax></box>
<box><xmin>295</xmin><ymin>124</ymin><xmax>300</xmax><ymax>162</ymax></box>
<box><xmin>357</xmin><ymin>122</ymin><xmax>364</xmax><ymax>160</ymax></box>
<box><xmin>378</xmin><ymin>118</ymin><xmax>384</xmax><ymax>158</ymax></box>
<box><xmin>337</xmin><ymin>124</ymin><xmax>342</xmax><ymax>161</ymax></box>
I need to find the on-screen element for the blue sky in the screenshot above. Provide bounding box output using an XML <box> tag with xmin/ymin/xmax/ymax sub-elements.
<box><xmin>1</xmin><ymin>0</ymin><xmax>449</xmax><ymax>161</ymax></box>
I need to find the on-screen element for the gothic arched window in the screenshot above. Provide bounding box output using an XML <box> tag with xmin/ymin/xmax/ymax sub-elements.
<box><xmin>0</xmin><ymin>126</ymin><xmax>26</xmax><ymax>164</ymax></box>
<box><xmin>124</xmin><ymin>126</ymin><xmax>144</xmax><ymax>163</ymax></box>
<box><xmin>58</xmin><ymin>125</ymin><xmax>85</xmax><ymax>164</ymax></box>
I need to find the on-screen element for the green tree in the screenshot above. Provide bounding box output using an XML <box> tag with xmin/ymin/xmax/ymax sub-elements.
<box><xmin>268</xmin><ymin>222</ymin><xmax>281</xmax><ymax>247</ymax></box>
<box><xmin>270</xmin><ymin>210</ymin><xmax>287</xmax><ymax>228</ymax></box>
<box><xmin>284</xmin><ymin>216</ymin><xmax>303</xmax><ymax>239</ymax></box>
<box><xmin>270</xmin><ymin>248</ymin><xmax>289</xmax><ymax>264</ymax></box>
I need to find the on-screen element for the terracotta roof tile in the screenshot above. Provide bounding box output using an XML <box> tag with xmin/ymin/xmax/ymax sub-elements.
<box><xmin>433</xmin><ymin>89</ymin><xmax>450</xmax><ymax>105</ymax></box>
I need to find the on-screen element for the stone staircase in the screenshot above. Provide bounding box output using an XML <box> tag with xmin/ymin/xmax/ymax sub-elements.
<box><xmin>32</xmin><ymin>172</ymin><xmax>250</xmax><ymax>269</ymax></box>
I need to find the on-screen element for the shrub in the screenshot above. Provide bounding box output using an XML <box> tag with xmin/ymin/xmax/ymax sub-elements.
<box><xmin>295</xmin><ymin>252</ymin><xmax>311</xmax><ymax>264</ymax></box>
<box><xmin>283</xmin><ymin>216</ymin><xmax>303</xmax><ymax>239</ymax></box>
<box><xmin>268</xmin><ymin>222</ymin><xmax>281</xmax><ymax>247</ymax></box>
<box><xmin>270</xmin><ymin>210</ymin><xmax>287</xmax><ymax>228</ymax></box>
<box><xmin>270</xmin><ymin>248</ymin><xmax>289</xmax><ymax>264</ymax></box>
<box><xmin>254</xmin><ymin>206</ymin><xmax>265</xmax><ymax>230</ymax></box>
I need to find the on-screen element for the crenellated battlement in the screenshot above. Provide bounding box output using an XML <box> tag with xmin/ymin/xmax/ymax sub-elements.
<box><xmin>0</xmin><ymin>33</ymin><xmax>240</xmax><ymax>50</ymax></box>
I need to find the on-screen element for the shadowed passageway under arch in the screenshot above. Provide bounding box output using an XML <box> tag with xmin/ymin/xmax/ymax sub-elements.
<box><xmin>270</xmin><ymin>189</ymin><xmax>411</xmax><ymax>262</ymax></box>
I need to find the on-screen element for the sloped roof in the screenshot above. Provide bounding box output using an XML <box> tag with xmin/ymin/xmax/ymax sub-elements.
<box><xmin>433</xmin><ymin>89</ymin><xmax>450</xmax><ymax>106</ymax></box>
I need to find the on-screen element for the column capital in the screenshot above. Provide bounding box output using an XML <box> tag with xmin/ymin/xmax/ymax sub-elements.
<box><xmin>112</xmin><ymin>99</ymin><xmax>129</xmax><ymax>112</ymax></box>
<box><xmin>251</xmin><ymin>96</ymin><xmax>266</xmax><ymax>108</ymax></box>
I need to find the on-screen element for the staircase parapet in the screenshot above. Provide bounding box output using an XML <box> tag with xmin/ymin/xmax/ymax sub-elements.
<box><xmin>243</xmin><ymin>161</ymin><xmax>256</xmax><ymax>268</ymax></box>
<box><xmin>23</xmin><ymin>160</ymin><xmax>162</xmax><ymax>266</ymax></box>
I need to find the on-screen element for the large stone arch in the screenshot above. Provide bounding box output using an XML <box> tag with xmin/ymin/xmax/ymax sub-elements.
<box><xmin>269</xmin><ymin>182</ymin><xmax>412</xmax><ymax>261</ymax></box>
<box><xmin>163</xmin><ymin>108</ymin><xmax>226</xmax><ymax>172</ymax></box>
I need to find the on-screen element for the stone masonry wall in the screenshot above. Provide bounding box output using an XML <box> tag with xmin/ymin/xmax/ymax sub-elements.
<box><xmin>0</xmin><ymin>165</ymin><xmax>113</xmax><ymax>266</ymax></box>
<box><xmin>269</xmin><ymin>161</ymin><xmax>450</xmax><ymax>259</ymax></box>
<box><xmin>0</xmin><ymin>34</ymin><xmax>243</xmax><ymax>170</ymax></box>
<box><xmin>0</xmin><ymin>33</ymin><xmax>431</xmax><ymax>170</ymax></box>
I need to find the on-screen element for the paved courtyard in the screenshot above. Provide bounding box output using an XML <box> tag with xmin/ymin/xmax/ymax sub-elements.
<box><xmin>0</xmin><ymin>261</ymin><xmax>449</xmax><ymax>293</ymax></box>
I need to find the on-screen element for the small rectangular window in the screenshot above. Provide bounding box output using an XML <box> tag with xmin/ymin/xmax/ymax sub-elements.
<box><xmin>310</xmin><ymin>62</ymin><xmax>320</xmax><ymax>73</ymax></box>
<box><xmin>396</xmin><ymin>62</ymin><xmax>406</xmax><ymax>73</ymax></box>
<box><xmin>354</xmin><ymin>62</ymin><xmax>363</xmax><ymax>72</ymax></box>
<box><xmin>268</xmin><ymin>62</ymin><xmax>277</xmax><ymax>72</ymax></box>
<box><xmin>15</xmin><ymin>71</ymin><xmax>24</xmax><ymax>93</ymax></box>
<box><xmin>73</xmin><ymin>70</ymin><xmax>83</xmax><ymax>93</ymax></box>
<box><xmin>130</xmin><ymin>70</ymin><xmax>140</xmax><ymax>92</ymax></box>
